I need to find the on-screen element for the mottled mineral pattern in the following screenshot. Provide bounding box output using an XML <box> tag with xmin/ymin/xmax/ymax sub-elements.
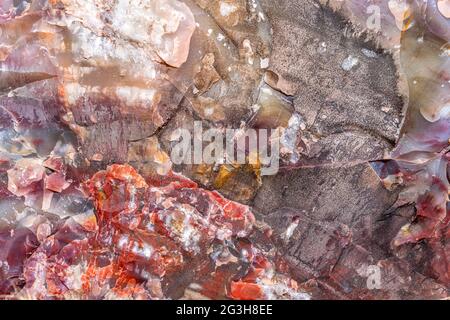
<box><xmin>0</xmin><ymin>0</ymin><xmax>448</xmax><ymax>300</ymax></box>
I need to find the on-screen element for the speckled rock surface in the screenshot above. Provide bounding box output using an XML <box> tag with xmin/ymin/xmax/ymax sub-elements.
<box><xmin>0</xmin><ymin>0</ymin><xmax>448</xmax><ymax>300</ymax></box>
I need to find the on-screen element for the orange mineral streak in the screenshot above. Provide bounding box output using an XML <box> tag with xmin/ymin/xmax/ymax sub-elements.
<box><xmin>93</xmin><ymin>164</ymin><xmax>148</xmax><ymax>190</ymax></box>
<box><xmin>229</xmin><ymin>256</ymin><xmax>268</xmax><ymax>300</ymax></box>
<box><xmin>7</xmin><ymin>163</ymin><xmax>305</xmax><ymax>299</ymax></box>
<box><xmin>87</xmin><ymin>164</ymin><xmax>147</xmax><ymax>217</ymax></box>
<box><xmin>86</xmin><ymin>165</ymin><xmax>184</xmax><ymax>280</ymax></box>
<box><xmin>81</xmin><ymin>215</ymin><xmax>98</xmax><ymax>233</ymax></box>
<box><xmin>78</xmin><ymin>165</ymin><xmax>304</xmax><ymax>299</ymax></box>
<box><xmin>228</xmin><ymin>251</ymin><xmax>305</xmax><ymax>300</ymax></box>
<box><xmin>80</xmin><ymin>164</ymin><xmax>259</xmax><ymax>297</ymax></box>
<box><xmin>230</xmin><ymin>282</ymin><xmax>265</xmax><ymax>300</ymax></box>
